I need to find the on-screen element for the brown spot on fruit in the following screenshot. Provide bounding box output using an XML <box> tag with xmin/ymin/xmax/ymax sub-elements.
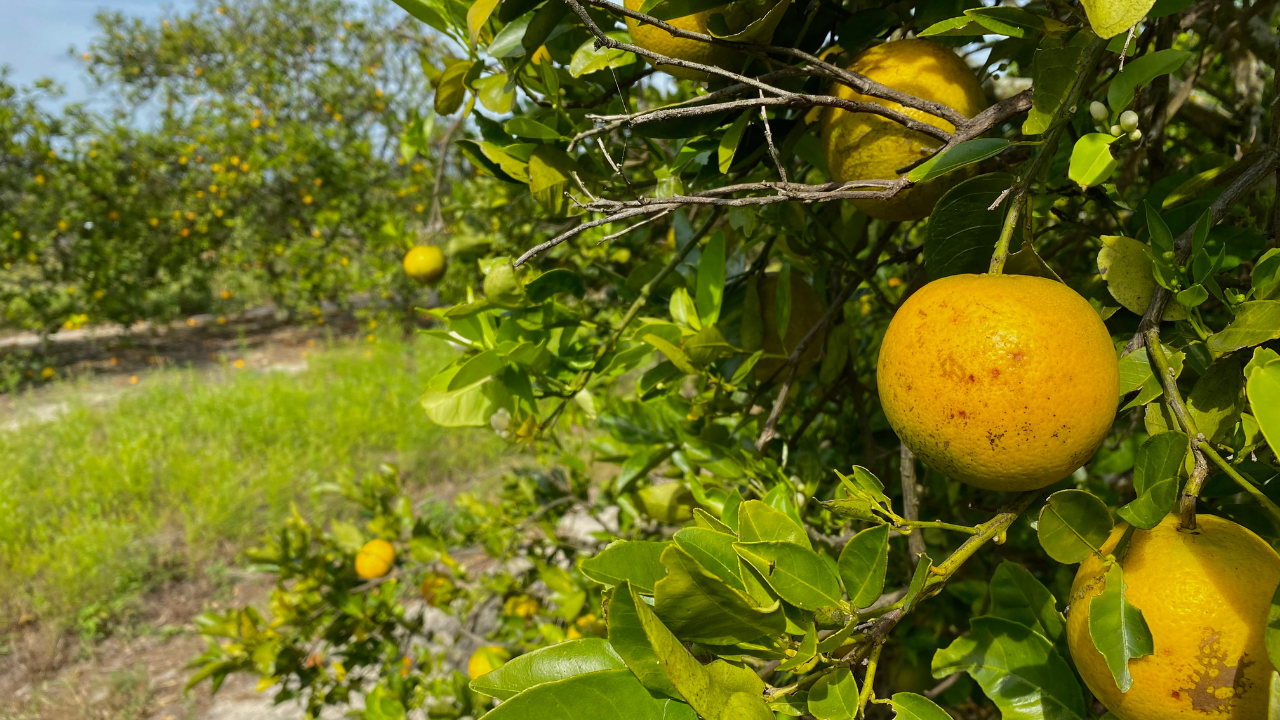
<box><xmin>991</xmin><ymin>368</ymin><xmax>1001</xmax><ymax>378</ymax></box>
<box><xmin>1179</xmin><ymin>630</ymin><xmax>1253</xmax><ymax>713</ymax></box>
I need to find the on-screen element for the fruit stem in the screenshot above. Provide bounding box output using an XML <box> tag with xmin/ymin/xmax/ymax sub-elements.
<box><xmin>989</xmin><ymin>35</ymin><xmax>1108</xmax><ymax>275</ymax></box>
<box><xmin>855</xmin><ymin>642</ymin><xmax>883</xmax><ymax>718</ymax></box>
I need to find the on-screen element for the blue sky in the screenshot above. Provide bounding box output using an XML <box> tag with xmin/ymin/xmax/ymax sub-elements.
<box><xmin>1</xmin><ymin>0</ymin><xmax>196</xmax><ymax>104</ymax></box>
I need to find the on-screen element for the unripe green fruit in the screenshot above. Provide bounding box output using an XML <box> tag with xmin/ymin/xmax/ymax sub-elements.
<box><xmin>483</xmin><ymin>260</ymin><xmax>525</xmax><ymax>308</ymax></box>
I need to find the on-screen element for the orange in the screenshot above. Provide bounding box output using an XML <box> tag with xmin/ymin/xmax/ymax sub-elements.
<box><xmin>876</xmin><ymin>274</ymin><xmax>1118</xmax><ymax>491</ymax></box>
<box><xmin>821</xmin><ymin>40</ymin><xmax>988</xmax><ymax>221</ymax></box>
<box><xmin>403</xmin><ymin>245</ymin><xmax>446</xmax><ymax>284</ymax></box>
<box><xmin>623</xmin><ymin>0</ymin><xmax>745</xmax><ymax>81</ymax></box>
<box><xmin>755</xmin><ymin>274</ymin><xmax>825</xmax><ymax>382</ymax></box>
<box><xmin>1067</xmin><ymin>514</ymin><xmax>1280</xmax><ymax>720</ymax></box>
<box><xmin>355</xmin><ymin>538</ymin><xmax>396</xmax><ymax>579</ymax></box>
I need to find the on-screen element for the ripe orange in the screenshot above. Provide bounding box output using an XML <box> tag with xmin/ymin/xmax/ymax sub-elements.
<box><xmin>403</xmin><ymin>245</ymin><xmax>446</xmax><ymax>284</ymax></box>
<box><xmin>755</xmin><ymin>274</ymin><xmax>825</xmax><ymax>381</ymax></box>
<box><xmin>821</xmin><ymin>40</ymin><xmax>988</xmax><ymax>221</ymax></box>
<box><xmin>623</xmin><ymin>0</ymin><xmax>745</xmax><ymax>81</ymax></box>
<box><xmin>1067</xmin><ymin>514</ymin><xmax>1280</xmax><ymax>719</ymax></box>
<box><xmin>877</xmin><ymin>274</ymin><xmax>1118</xmax><ymax>491</ymax></box>
<box><xmin>355</xmin><ymin>538</ymin><xmax>396</xmax><ymax>579</ymax></box>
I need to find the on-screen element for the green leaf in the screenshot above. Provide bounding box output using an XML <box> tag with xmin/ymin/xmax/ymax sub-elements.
<box><xmin>1079</xmin><ymin>0</ymin><xmax>1157</xmax><ymax>38</ymax></box>
<box><xmin>580</xmin><ymin>541</ymin><xmax>670</xmax><ymax>593</ymax></box>
<box><xmin>674</xmin><ymin>527</ymin><xmax>746</xmax><ymax>591</ymax></box>
<box><xmin>1023</xmin><ymin>42</ymin><xmax>1084</xmax><ymax>135</ymax></box>
<box><xmin>522</xmin><ymin>0</ymin><xmax>571</xmax><ymax>57</ymax></box>
<box><xmin>388</xmin><ymin>0</ymin><xmax>456</xmax><ymax>36</ymax></box>
<box><xmin>608</xmin><ymin>583</ymin><xmax>681</xmax><ymax>699</ymax></box>
<box><xmin>365</xmin><ymin>687</ymin><xmax>407</xmax><ymax>720</ymax></box>
<box><xmin>1097</xmin><ymin>235</ymin><xmax>1186</xmax><ymax>321</ymax></box>
<box><xmin>668</xmin><ymin>286</ymin><xmax>701</xmax><ymax>330</ymax></box>
<box><xmin>505</xmin><ymin>117</ymin><xmax>563</xmax><ymax>140</ymax></box>
<box><xmin>1208</xmin><ymin>302</ymin><xmax>1280</xmax><ymax>354</ymax></box>
<box><xmin>776</xmin><ymin>621</ymin><xmax>817</xmax><ymax>672</ymax></box>
<box><xmin>889</xmin><ymin>692</ymin><xmax>954</xmax><ymax>720</ymax></box>
<box><xmin>470</xmin><ymin>639</ymin><xmax>626</xmax><ymax>700</ymax></box>
<box><xmin>737</xmin><ymin>500</ymin><xmax>811</xmax><ymax>549</ymax></box>
<box><xmin>1266</xmin><ymin>583</ymin><xmax>1280</xmax><ymax>671</ymax></box>
<box><xmin>718</xmin><ymin>112</ymin><xmax>751</xmax><ymax>174</ymax></box>
<box><xmin>570</xmin><ymin>32</ymin><xmax>636</xmax><ymax>77</ymax></box>
<box><xmin>527</xmin><ymin>269</ymin><xmax>586</xmax><ymax>302</ymax></box>
<box><xmin>1247</xmin><ymin>354</ymin><xmax>1280</xmax><ymax>459</ymax></box>
<box><xmin>705</xmin><ymin>0</ymin><xmax>792</xmax><ymax>42</ymax></box>
<box><xmin>838</xmin><ymin>524</ymin><xmax>889</xmax><ymax>608</ymax></box>
<box><xmin>487</xmin><ymin>13</ymin><xmax>532</xmax><ymax>57</ymax></box>
<box><xmin>482</xmin><ymin>668</ymin><xmax>697</xmax><ymax>720</ymax></box>
<box><xmin>684</xmin><ymin>326</ymin><xmax>735</xmax><ymax>367</ymax></box>
<box><xmin>819</xmin><ymin>324</ymin><xmax>851</xmax><ymax>385</ymax></box>
<box><xmin>734</xmin><ymin>541</ymin><xmax>843</xmax><ymax>611</ymax></box>
<box><xmin>807</xmin><ymin>667</ymin><xmax>859</xmax><ymax>720</ymax></box>
<box><xmin>902</xmin><ymin>553</ymin><xmax>933</xmax><ymax>611</ymax></box>
<box><xmin>455</xmin><ymin>139</ymin><xmax>523</xmax><ymax>183</ymax></box>
<box><xmin>987</xmin><ymin>562</ymin><xmax>1066</xmax><ymax>644</ymax></box>
<box><xmin>628</xmin><ymin>583</ymin><xmax>772</xmax><ymax>720</ymax></box>
<box><xmin>614</xmin><ymin>444</ymin><xmax>673</xmax><ymax>494</ymax></box>
<box><xmin>696</xmin><ymin>231</ymin><xmax>726</xmax><ymax>327</ymax></box>
<box><xmin>434</xmin><ymin>59</ymin><xmax>473</xmax><ymax>115</ymax></box>
<box><xmin>741</xmin><ymin>276</ymin><xmax>763</xmax><ymax>352</ymax></box>
<box><xmin>1187</xmin><ymin>359</ymin><xmax>1244</xmax><ymax>443</ymax></box>
<box><xmin>925</xmin><ymin>173</ymin><xmax>1016</xmax><ymax>280</ymax></box>
<box><xmin>641</xmin><ymin>333</ymin><xmax>699</xmax><ymax>376</ymax></box>
<box><xmin>908</xmin><ymin>139</ymin><xmax>1011</xmax><ymax>182</ymax></box>
<box><xmin>653</xmin><ymin>545</ymin><xmax>785</xmax><ymax>645</ymax></box>
<box><xmin>1037</xmin><ymin>490</ymin><xmax>1113</xmax><ymax>564</ymax></box>
<box><xmin>1253</xmin><ymin>249</ymin><xmax>1280</xmax><ymax>300</ymax></box>
<box><xmin>1088</xmin><ymin>563</ymin><xmax>1154</xmax><ymax>692</ymax></box>
<box><xmin>448</xmin><ymin>349</ymin><xmax>505</xmax><ymax>390</ymax></box>
<box><xmin>467</xmin><ymin>0</ymin><xmax>501</xmax><ymax>48</ymax></box>
<box><xmin>1069</xmin><ymin>133</ymin><xmax>1120</xmax><ymax>190</ymax></box>
<box><xmin>932</xmin><ymin>616</ymin><xmax>1087</xmax><ymax>720</ymax></box>
<box><xmin>1107</xmin><ymin>49</ymin><xmax>1192</xmax><ymax>114</ymax></box>
<box><xmin>529</xmin><ymin>145</ymin><xmax>578</xmax><ymax>215</ymax></box>
<box><xmin>421</xmin><ymin>376</ymin><xmax>509</xmax><ymax>427</ymax></box>
<box><xmin>474</xmin><ymin>73</ymin><xmax>515</xmax><ymax>114</ymax></box>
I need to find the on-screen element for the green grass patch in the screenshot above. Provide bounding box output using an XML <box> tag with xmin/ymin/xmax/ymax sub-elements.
<box><xmin>0</xmin><ymin>333</ymin><xmax>503</xmax><ymax>630</ymax></box>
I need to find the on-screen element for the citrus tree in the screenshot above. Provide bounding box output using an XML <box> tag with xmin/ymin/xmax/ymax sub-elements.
<box><xmin>191</xmin><ymin>0</ymin><xmax>1280</xmax><ymax>719</ymax></box>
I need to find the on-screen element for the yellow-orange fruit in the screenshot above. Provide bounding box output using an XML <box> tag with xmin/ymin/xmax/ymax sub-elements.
<box><xmin>355</xmin><ymin>538</ymin><xmax>396</xmax><ymax>579</ymax></box>
<box><xmin>403</xmin><ymin>245</ymin><xmax>446</xmax><ymax>284</ymax></box>
<box><xmin>1067</xmin><ymin>514</ymin><xmax>1280</xmax><ymax>720</ymax></box>
<box><xmin>755</xmin><ymin>274</ymin><xmax>825</xmax><ymax>382</ymax></box>
<box><xmin>821</xmin><ymin>39</ymin><xmax>988</xmax><ymax>221</ymax></box>
<box><xmin>876</xmin><ymin>274</ymin><xmax>1118</xmax><ymax>491</ymax></box>
<box><xmin>623</xmin><ymin>0</ymin><xmax>745</xmax><ymax>82</ymax></box>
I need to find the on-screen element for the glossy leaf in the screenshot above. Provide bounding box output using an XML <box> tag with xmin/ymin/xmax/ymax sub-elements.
<box><xmin>1097</xmin><ymin>236</ymin><xmax>1186</xmax><ymax>321</ymax></box>
<box><xmin>1208</xmin><ymin>302</ymin><xmax>1280</xmax><ymax>354</ymax></box>
<box><xmin>696</xmin><ymin>231</ymin><xmax>726</xmax><ymax>327</ymax></box>
<box><xmin>434</xmin><ymin>60</ymin><xmax>472</xmax><ymax>115</ymax></box>
<box><xmin>470</xmin><ymin>638</ymin><xmax>626</xmax><ymax>700</ymax></box>
<box><xmin>988</xmin><ymin>561</ymin><xmax>1065</xmax><ymax>644</ymax></box>
<box><xmin>734</xmin><ymin>541</ymin><xmax>843</xmax><ymax>611</ymax></box>
<box><xmin>580</xmin><ymin>541</ymin><xmax>670</xmax><ymax>593</ymax></box>
<box><xmin>569</xmin><ymin>32</ymin><xmax>636</xmax><ymax>77</ymax></box>
<box><xmin>1117</xmin><ymin>432</ymin><xmax>1187</xmax><ymax>529</ymax></box>
<box><xmin>653</xmin><ymin>545</ymin><xmax>785</xmax><ymax>645</ymax></box>
<box><xmin>925</xmin><ymin>173</ymin><xmax>1015</xmax><ymax>279</ymax></box>
<box><xmin>807</xmin><ymin>667</ymin><xmax>859</xmax><ymax>720</ymax></box>
<box><xmin>1089</xmin><ymin>563</ymin><xmax>1153</xmax><ymax>692</ymax></box>
<box><xmin>932</xmin><ymin>616</ymin><xmax>1087</xmax><ymax>720</ymax></box>
<box><xmin>1079</xmin><ymin>0</ymin><xmax>1157</xmax><ymax>38</ymax></box>
<box><xmin>608</xmin><ymin>583</ymin><xmax>681</xmax><ymax>699</ymax></box>
<box><xmin>673</xmin><ymin>527</ymin><xmax>746</xmax><ymax>591</ymax></box>
<box><xmin>1037</xmin><ymin>490</ymin><xmax>1113</xmax><ymax>564</ymax></box>
<box><xmin>1247</xmin><ymin>354</ymin><xmax>1280</xmax><ymax>458</ymax></box>
<box><xmin>907</xmin><ymin>139</ymin><xmax>1011</xmax><ymax>183</ymax></box>
<box><xmin>1023</xmin><ymin>41</ymin><xmax>1084</xmax><ymax>135</ymax></box>
<box><xmin>1069</xmin><ymin>134</ymin><xmax>1119</xmax><ymax>190</ymax></box>
<box><xmin>1107</xmin><ymin>49</ymin><xmax>1192</xmax><ymax>113</ymax></box>
<box><xmin>838</xmin><ymin>525</ymin><xmax>889</xmax><ymax>608</ymax></box>
<box><xmin>737</xmin><ymin>500</ymin><xmax>811</xmax><ymax>549</ymax></box>
<box><xmin>890</xmin><ymin>692</ymin><xmax>954</xmax><ymax>720</ymax></box>
<box><xmin>482</xmin><ymin>668</ymin><xmax>697</xmax><ymax>720</ymax></box>
<box><xmin>718</xmin><ymin>112</ymin><xmax>750</xmax><ymax>173</ymax></box>
<box><xmin>466</xmin><ymin>0</ymin><xmax>501</xmax><ymax>48</ymax></box>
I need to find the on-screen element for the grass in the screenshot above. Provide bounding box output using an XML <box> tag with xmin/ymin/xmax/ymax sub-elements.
<box><xmin>0</xmin><ymin>332</ymin><xmax>503</xmax><ymax>630</ymax></box>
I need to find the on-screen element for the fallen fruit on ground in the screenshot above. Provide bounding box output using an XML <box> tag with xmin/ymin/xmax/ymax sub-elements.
<box><xmin>755</xmin><ymin>273</ymin><xmax>826</xmax><ymax>381</ymax></box>
<box><xmin>403</xmin><ymin>245</ymin><xmax>446</xmax><ymax>284</ymax></box>
<box><xmin>355</xmin><ymin>538</ymin><xmax>396</xmax><ymax>579</ymax></box>
<box><xmin>468</xmin><ymin>645</ymin><xmax>512</xmax><ymax>679</ymax></box>
<box><xmin>877</xmin><ymin>273</ymin><xmax>1118</xmax><ymax>490</ymax></box>
<box><xmin>821</xmin><ymin>39</ymin><xmax>988</xmax><ymax>221</ymax></box>
<box><xmin>1067</xmin><ymin>514</ymin><xmax>1280</xmax><ymax>720</ymax></box>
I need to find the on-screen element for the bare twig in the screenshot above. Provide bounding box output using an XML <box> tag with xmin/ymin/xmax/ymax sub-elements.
<box><xmin>900</xmin><ymin>445</ymin><xmax>925</xmax><ymax>564</ymax></box>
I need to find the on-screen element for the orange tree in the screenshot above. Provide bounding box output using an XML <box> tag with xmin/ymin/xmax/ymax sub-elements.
<box><xmin>190</xmin><ymin>1</ymin><xmax>1280</xmax><ymax>719</ymax></box>
<box><xmin>0</xmin><ymin>0</ymin><xmax>531</xmax><ymax>350</ymax></box>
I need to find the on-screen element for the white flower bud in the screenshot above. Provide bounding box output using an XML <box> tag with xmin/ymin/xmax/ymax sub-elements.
<box><xmin>1089</xmin><ymin>101</ymin><xmax>1108</xmax><ymax>121</ymax></box>
<box><xmin>490</xmin><ymin>407</ymin><xmax>511</xmax><ymax>434</ymax></box>
<box><xmin>1119</xmin><ymin>110</ymin><xmax>1139</xmax><ymax>132</ymax></box>
<box><xmin>1129</xmin><ymin>128</ymin><xmax>1143</xmax><ymax>142</ymax></box>
<box><xmin>1110</xmin><ymin>124</ymin><xmax>1123</xmax><ymax>136</ymax></box>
